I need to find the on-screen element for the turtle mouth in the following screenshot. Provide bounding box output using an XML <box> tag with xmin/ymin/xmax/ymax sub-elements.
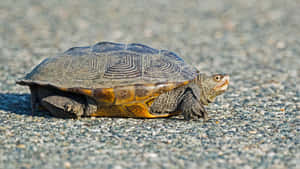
<box><xmin>213</xmin><ymin>75</ymin><xmax>230</xmax><ymax>91</ymax></box>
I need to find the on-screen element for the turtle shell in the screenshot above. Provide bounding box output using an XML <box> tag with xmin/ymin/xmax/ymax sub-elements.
<box><xmin>17</xmin><ymin>42</ymin><xmax>199</xmax><ymax>117</ymax></box>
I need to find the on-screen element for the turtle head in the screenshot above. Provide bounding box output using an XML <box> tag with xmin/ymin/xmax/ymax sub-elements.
<box><xmin>196</xmin><ymin>73</ymin><xmax>230</xmax><ymax>105</ymax></box>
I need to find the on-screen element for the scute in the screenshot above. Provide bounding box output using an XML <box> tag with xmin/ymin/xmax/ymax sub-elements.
<box><xmin>114</xmin><ymin>85</ymin><xmax>136</xmax><ymax>104</ymax></box>
<box><xmin>93</xmin><ymin>88</ymin><xmax>115</xmax><ymax>103</ymax></box>
<box><xmin>134</xmin><ymin>84</ymin><xmax>155</xmax><ymax>101</ymax></box>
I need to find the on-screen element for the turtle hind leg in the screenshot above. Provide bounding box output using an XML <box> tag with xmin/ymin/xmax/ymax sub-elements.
<box><xmin>29</xmin><ymin>86</ymin><xmax>40</xmax><ymax>115</ymax></box>
<box><xmin>40</xmin><ymin>94</ymin><xmax>85</xmax><ymax>118</ymax></box>
<box><xmin>178</xmin><ymin>89</ymin><xmax>208</xmax><ymax>121</ymax></box>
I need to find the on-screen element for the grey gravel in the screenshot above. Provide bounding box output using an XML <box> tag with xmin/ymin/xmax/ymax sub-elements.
<box><xmin>0</xmin><ymin>0</ymin><xmax>299</xmax><ymax>169</ymax></box>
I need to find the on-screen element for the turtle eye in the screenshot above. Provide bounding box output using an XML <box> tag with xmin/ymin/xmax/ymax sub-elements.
<box><xmin>214</xmin><ymin>75</ymin><xmax>222</xmax><ymax>82</ymax></box>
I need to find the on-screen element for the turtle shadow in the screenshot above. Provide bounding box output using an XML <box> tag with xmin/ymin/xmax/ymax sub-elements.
<box><xmin>0</xmin><ymin>93</ymin><xmax>50</xmax><ymax>117</ymax></box>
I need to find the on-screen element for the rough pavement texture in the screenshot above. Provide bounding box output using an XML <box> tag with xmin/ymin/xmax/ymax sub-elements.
<box><xmin>0</xmin><ymin>0</ymin><xmax>299</xmax><ymax>169</ymax></box>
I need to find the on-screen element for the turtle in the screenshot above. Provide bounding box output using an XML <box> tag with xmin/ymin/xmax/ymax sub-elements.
<box><xmin>16</xmin><ymin>42</ymin><xmax>229</xmax><ymax>120</ymax></box>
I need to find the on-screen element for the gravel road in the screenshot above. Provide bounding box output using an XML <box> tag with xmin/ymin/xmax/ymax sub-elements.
<box><xmin>0</xmin><ymin>0</ymin><xmax>299</xmax><ymax>168</ymax></box>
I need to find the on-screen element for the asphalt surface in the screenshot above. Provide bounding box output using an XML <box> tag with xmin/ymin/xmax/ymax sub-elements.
<box><xmin>0</xmin><ymin>0</ymin><xmax>299</xmax><ymax>169</ymax></box>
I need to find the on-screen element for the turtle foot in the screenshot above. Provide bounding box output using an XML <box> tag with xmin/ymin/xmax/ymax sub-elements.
<box><xmin>40</xmin><ymin>95</ymin><xmax>85</xmax><ymax>118</ymax></box>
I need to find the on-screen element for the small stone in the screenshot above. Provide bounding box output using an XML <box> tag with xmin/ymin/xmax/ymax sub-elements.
<box><xmin>64</xmin><ymin>162</ymin><xmax>71</xmax><ymax>169</ymax></box>
<box><xmin>113</xmin><ymin>165</ymin><xmax>123</xmax><ymax>169</ymax></box>
<box><xmin>40</xmin><ymin>153</ymin><xmax>45</xmax><ymax>159</ymax></box>
<box><xmin>276</xmin><ymin>41</ymin><xmax>285</xmax><ymax>49</ymax></box>
<box><xmin>249</xmin><ymin>130</ymin><xmax>257</xmax><ymax>134</ymax></box>
<box><xmin>16</xmin><ymin>144</ymin><xmax>26</xmax><ymax>149</ymax></box>
<box><xmin>144</xmin><ymin>153</ymin><xmax>158</xmax><ymax>158</ymax></box>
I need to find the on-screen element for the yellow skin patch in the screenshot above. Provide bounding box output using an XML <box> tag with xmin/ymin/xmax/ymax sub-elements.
<box><xmin>90</xmin><ymin>102</ymin><xmax>174</xmax><ymax>118</ymax></box>
<box><xmin>89</xmin><ymin>81</ymin><xmax>191</xmax><ymax>118</ymax></box>
<box><xmin>145</xmin><ymin>97</ymin><xmax>155</xmax><ymax>107</ymax></box>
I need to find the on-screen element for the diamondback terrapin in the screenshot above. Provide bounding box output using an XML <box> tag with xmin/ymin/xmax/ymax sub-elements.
<box><xmin>17</xmin><ymin>42</ymin><xmax>229</xmax><ymax>120</ymax></box>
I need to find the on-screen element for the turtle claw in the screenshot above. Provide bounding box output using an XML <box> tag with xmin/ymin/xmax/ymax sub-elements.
<box><xmin>63</xmin><ymin>103</ymin><xmax>84</xmax><ymax>118</ymax></box>
<box><xmin>183</xmin><ymin>103</ymin><xmax>208</xmax><ymax>121</ymax></box>
<box><xmin>180</xmin><ymin>90</ymin><xmax>208</xmax><ymax>121</ymax></box>
<box><xmin>201</xmin><ymin>108</ymin><xmax>208</xmax><ymax>122</ymax></box>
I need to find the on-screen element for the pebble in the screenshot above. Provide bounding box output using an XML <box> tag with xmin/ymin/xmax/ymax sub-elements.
<box><xmin>64</xmin><ymin>162</ymin><xmax>71</xmax><ymax>169</ymax></box>
<box><xmin>276</xmin><ymin>41</ymin><xmax>286</xmax><ymax>49</ymax></box>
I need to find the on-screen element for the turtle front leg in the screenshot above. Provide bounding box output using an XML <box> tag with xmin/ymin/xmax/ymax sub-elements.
<box><xmin>179</xmin><ymin>89</ymin><xmax>208</xmax><ymax>121</ymax></box>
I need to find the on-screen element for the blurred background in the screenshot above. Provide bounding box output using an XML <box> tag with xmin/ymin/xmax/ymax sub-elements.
<box><xmin>1</xmin><ymin>0</ymin><xmax>299</xmax><ymax>91</ymax></box>
<box><xmin>0</xmin><ymin>0</ymin><xmax>299</xmax><ymax>169</ymax></box>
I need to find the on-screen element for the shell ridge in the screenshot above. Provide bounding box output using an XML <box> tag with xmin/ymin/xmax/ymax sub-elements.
<box><xmin>92</xmin><ymin>42</ymin><xmax>125</xmax><ymax>53</ymax></box>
